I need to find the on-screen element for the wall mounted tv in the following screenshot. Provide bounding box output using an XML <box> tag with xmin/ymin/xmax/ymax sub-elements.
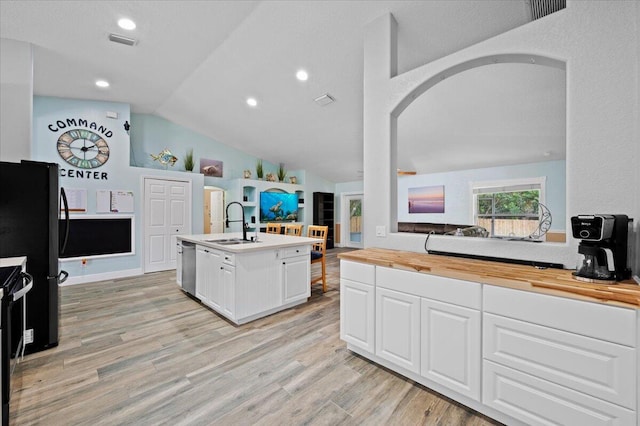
<box><xmin>260</xmin><ymin>191</ymin><xmax>299</xmax><ymax>222</ymax></box>
<box><xmin>59</xmin><ymin>215</ymin><xmax>134</xmax><ymax>260</ymax></box>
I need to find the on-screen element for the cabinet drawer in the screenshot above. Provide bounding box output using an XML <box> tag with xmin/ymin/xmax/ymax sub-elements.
<box><xmin>283</xmin><ymin>245</ymin><xmax>309</xmax><ymax>258</ymax></box>
<box><xmin>484</xmin><ymin>285</ymin><xmax>636</xmax><ymax>347</ymax></box>
<box><xmin>484</xmin><ymin>313</ymin><xmax>636</xmax><ymax>409</ymax></box>
<box><xmin>222</xmin><ymin>252</ymin><xmax>235</xmax><ymax>266</ymax></box>
<box><xmin>341</xmin><ymin>260</ymin><xmax>375</xmax><ymax>285</ymax></box>
<box><xmin>483</xmin><ymin>360</ymin><xmax>635</xmax><ymax>426</ymax></box>
<box><xmin>376</xmin><ymin>266</ymin><xmax>480</xmax><ymax>309</ymax></box>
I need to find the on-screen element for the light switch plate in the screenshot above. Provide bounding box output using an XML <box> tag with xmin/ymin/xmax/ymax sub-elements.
<box><xmin>376</xmin><ymin>226</ymin><xmax>386</xmax><ymax>237</ymax></box>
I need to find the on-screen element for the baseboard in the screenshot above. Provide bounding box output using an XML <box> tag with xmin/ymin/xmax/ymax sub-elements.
<box><xmin>61</xmin><ymin>268</ymin><xmax>144</xmax><ymax>286</ymax></box>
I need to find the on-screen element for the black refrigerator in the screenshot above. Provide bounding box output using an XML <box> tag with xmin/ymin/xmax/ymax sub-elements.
<box><xmin>0</xmin><ymin>160</ymin><xmax>68</xmax><ymax>355</ymax></box>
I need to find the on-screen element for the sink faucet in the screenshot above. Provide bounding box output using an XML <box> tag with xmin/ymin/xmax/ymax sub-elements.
<box><xmin>225</xmin><ymin>201</ymin><xmax>248</xmax><ymax>241</ymax></box>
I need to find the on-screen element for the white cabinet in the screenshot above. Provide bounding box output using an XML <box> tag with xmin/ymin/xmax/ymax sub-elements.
<box><xmin>421</xmin><ymin>298</ymin><xmax>480</xmax><ymax>401</ymax></box>
<box><xmin>195</xmin><ymin>246</ymin><xmax>223</xmax><ymax>311</ymax></box>
<box><xmin>483</xmin><ymin>286</ymin><xmax>637</xmax><ymax>425</ymax></box>
<box><xmin>340</xmin><ymin>261</ymin><xmax>639</xmax><ymax>426</ymax></box>
<box><xmin>282</xmin><ymin>255</ymin><xmax>310</xmax><ymax>304</ymax></box>
<box><xmin>221</xmin><ymin>264</ymin><xmax>235</xmax><ymax>318</ymax></box>
<box><xmin>281</xmin><ymin>245</ymin><xmax>310</xmax><ymax>304</ymax></box>
<box><xmin>340</xmin><ymin>261</ymin><xmax>375</xmax><ymax>354</ymax></box>
<box><xmin>375</xmin><ymin>287</ymin><xmax>421</xmax><ymax>374</ymax></box>
<box><xmin>194</xmin><ymin>244</ymin><xmax>311</xmax><ymax>324</ymax></box>
<box><xmin>375</xmin><ymin>266</ymin><xmax>481</xmax><ymax>395</ymax></box>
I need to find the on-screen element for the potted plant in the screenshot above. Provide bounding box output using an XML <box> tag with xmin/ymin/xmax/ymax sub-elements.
<box><xmin>183</xmin><ymin>149</ymin><xmax>194</xmax><ymax>172</ymax></box>
<box><xmin>277</xmin><ymin>163</ymin><xmax>287</xmax><ymax>182</ymax></box>
<box><xmin>256</xmin><ymin>159</ymin><xmax>264</xmax><ymax>179</ymax></box>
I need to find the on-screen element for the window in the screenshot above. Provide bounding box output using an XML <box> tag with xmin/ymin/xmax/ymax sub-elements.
<box><xmin>471</xmin><ymin>177</ymin><xmax>545</xmax><ymax>238</ymax></box>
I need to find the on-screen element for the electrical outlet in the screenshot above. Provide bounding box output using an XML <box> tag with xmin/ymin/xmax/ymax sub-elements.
<box><xmin>376</xmin><ymin>225</ymin><xmax>386</xmax><ymax>237</ymax></box>
<box><xmin>24</xmin><ymin>329</ymin><xmax>34</xmax><ymax>344</ymax></box>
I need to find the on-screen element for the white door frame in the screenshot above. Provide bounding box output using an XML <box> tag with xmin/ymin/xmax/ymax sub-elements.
<box><xmin>141</xmin><ymin>175</ymin><xmax>192</xmax><ymax>273</ymax></box>
<box><xmin>340</xmin><ymin>191</ymin><xmax>364</xmax><ymax>248</ymax></box>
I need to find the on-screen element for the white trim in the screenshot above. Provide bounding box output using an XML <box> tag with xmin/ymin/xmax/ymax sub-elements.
<box><xmin>469</xmin><ymin>176</ymin><xmax>546</xmax><ymax>226</ymax></box>
<box><xmin>340</xmin><ymin>191</ymin><xmax>364</xmax><ymax>248</ymax></box>
<box><xmin>60</xmin><ymin>268</ymin><xmax>144</xmax><ymax>286</ymax></box>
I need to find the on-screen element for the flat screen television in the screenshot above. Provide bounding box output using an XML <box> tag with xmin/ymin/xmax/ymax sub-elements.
<box><xmin>260</xmin><ymin>191</ymin><xmax>299</xmax><ymax>222</ymax></box>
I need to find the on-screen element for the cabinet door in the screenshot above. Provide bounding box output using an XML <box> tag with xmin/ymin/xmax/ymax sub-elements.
<box><xmin>421</xmin><ymin>298</ymin><xmax>480</xmax><ymax>401</ymax></box>
<box><xmin>376</xmin><ymin>287</ymin><xmax>420</xmax><ymax>373</ymax></box>
<box><xmin>195</xmin><ymin>248</ymin><xmax>209</xmax><ymax>301</ymax></box>
<box><xmin>221</xmin><ymin>264</ymin><xmax>235</xmax><ymax>319</ymax></box>
<box><xmin>340</xmin><ymin>278</ymin><xmax>374</xmax><ymax>353</ymax></box>
<box><xmin>282</xmin><ymin>255</ymin><xmax>310</xmax><ymax>304</ymax></box>
<box><xmin>196</xmin><ymin>248</ymin><xmax>222</xmax><ymax>310</ymax></box>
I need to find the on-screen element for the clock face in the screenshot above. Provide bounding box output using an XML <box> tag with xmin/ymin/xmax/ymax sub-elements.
<box><xmin>57</xmin><ymin>129</ymin><xmax>110</xmax><ymax>169</ymax></box>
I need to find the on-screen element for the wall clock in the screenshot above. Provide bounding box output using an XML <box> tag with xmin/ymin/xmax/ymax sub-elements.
<box><xmin>57</xmin><ymin>129</ymin><xmax>110</xmax><ymax>169</ymax></box>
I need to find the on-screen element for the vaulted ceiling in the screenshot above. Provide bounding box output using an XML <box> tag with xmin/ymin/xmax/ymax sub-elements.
<box><xmin>1</xmin><ymin>1</ymin><xmax>552</xmax><ymax>183</ymax></box>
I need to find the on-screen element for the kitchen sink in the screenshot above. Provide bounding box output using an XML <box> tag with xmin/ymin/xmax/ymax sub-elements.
<box><xmin>204</xmin><ymin>238</ymin><xmax>261</xmax><ymax>245</ymax></box>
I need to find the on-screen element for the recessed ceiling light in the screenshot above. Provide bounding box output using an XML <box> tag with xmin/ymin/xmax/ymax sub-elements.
<box><xmin>118</xmin><ymin>18</ymin><xmax>136</xmax><ymax>30</ymax></box>
<box><xmin>246</xmin><ymin>98</ymin><xmax>257</xmax><ymax>107</ymax></box>
<box><xmin>296</xmin><ymin>70</ymin><xmax>308</xmax><ymax>81</ymax></box>
<box><xmin>95</xmin><ymin>80</ymin><xmax>110</xmax><ymax>88</ymax></box>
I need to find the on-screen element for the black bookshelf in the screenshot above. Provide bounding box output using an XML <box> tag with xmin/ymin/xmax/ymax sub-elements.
<box><xmin>313</xmin><ymin>192</ymin><xmax>334</xmax><ymax>249</ymax></box>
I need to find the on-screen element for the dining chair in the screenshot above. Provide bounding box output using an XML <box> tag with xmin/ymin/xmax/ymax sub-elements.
<box><xmin>308</xmin><ymin>225</ymin><xmax>328</xmax><ymax>292</ymax></box>
<box><xmin>284</xmin><ymin>223</ymin><xmax>303</xmax><ymax>236</ymax></box>
<box><xmin>266</xmin><ymin>223</ymin><xmax>282</xmax><ymax>234</ymax></box>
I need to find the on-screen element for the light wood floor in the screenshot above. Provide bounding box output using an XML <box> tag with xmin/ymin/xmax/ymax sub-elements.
<box><xmin>11</xmin><ymin>248</ymin><xmax>501</xmax><ymax>425</ymax></box>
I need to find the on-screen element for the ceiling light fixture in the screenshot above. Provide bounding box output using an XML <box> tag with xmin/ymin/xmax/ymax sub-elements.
<box><xmin>296</xmin><ymin>70</ymin><xmax>308</xmax><ymax>81</ymax></box>
<box><xmin>118</xmin><ymin>18</ymin><xmax>136</xmax><ymax>30</ymax></box>
<box><xmin>246</xmin><ymin>98</ymin><xmax>258</xmax><ymax>107</ymax></box>
<box><xmin>95</xmin><ymin>80</ymin><xmax>110</xmax><ymax>88</ymax></box>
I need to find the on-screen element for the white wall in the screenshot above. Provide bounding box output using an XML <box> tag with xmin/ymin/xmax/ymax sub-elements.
<box><xmin>397</xmin><ymin>160</ymin><xmax>566</xmax><ymax>231</ymax></box>
<box><xmin>364</xmin><ymin>1</ymin><xmax>639</xmax><ymax>271</ymax></box>
<box><xmin>0</xmin><ymin>38</ymin><xmax>32</xmax><ymax>162</ymax></box>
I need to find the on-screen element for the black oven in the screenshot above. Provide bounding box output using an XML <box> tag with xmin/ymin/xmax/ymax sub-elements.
<box><xmin>1</xmin><ymin>266</ymin><xmax>32</xmax><ymax>426</ymax></box>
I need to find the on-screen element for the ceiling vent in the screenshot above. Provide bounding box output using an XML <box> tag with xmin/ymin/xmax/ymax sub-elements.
<box><xmin>314</xmin><ymin>93</ymin><xmax>335</xmax><ymax>106</ymax></box>
<box><xmin>108</xmin><ymin>33</ymin><xmax>137</xmax><ymax>46</ymax></box>
<box><xmin>528</xmin><ymin>0</ymin><xmax>566</xmax><ymax>21</ymax></box>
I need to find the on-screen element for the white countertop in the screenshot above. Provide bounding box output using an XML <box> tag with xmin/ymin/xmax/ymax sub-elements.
<box><xmin>177</xmin><ymin>232</ymin><xmax>318</xmax><ymax>253</ymax></box>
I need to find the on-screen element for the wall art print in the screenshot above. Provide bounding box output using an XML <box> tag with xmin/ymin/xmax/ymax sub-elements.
<box><xmin>200</xmin><ymin>158</ymin><xmax>223</xmax><ymax>177</ymax></box>
<box><xmin>408</xmin><ymin>185</ymin><xmax>445</xmax><ymax>213</ymax></box>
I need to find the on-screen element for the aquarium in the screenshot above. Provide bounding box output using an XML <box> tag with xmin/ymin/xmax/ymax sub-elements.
<box><xmin>260</xmin><ymin>191</ymin><xmax>299</xmax><ymax>222</ymax></box>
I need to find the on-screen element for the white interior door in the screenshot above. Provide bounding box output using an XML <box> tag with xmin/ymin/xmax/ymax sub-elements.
<box><xmin>144</xmin><ymin>177</ymin><xmax>191</xmax><ymax>272</ymax></box>
<box><xmin>342</xmin><ymin>193</ymin><xmax>363</xmax><ymax>248</ymax></box>
<box><xmin>210</xmin><ymin>190</ymin><xmax>224</xmax><ymax>233</ymax></box>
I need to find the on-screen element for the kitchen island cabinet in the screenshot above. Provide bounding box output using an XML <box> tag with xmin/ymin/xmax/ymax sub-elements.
<box><xmin>339</xmin><ymin>248</ymin><xmax>640</xmax><ymax>426</ymax></box>
<box><xmin>179</xmin><ymin>232</ymin><xmax>316</xmax><ymax>324</ymax></box>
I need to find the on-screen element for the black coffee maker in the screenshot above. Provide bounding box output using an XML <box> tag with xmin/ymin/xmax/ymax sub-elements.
<box><xmin>570</xmin><ymin>214</ymin><xmax>632</xmax><ymax>283</ymax></box>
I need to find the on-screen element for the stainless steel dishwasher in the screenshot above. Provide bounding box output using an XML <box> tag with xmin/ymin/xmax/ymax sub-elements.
<box><xmin>177</xmin><ymin>241</ymin><xmax>197</xmax><ymax>298</ymax></box>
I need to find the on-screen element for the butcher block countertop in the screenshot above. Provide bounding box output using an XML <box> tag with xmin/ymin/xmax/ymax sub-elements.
<box><xmin>338</xmin><ymin>248</ymin><xmax>640</xmax><ymax>309</ymax></box>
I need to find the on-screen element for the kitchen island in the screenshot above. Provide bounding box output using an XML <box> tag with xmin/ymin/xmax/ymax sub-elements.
<box><xmin>177</xmin><ymin>232</ymin><xmax>318</xmax><ymax>324</ymax></box>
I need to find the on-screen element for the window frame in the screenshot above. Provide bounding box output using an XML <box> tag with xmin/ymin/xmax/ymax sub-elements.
<box><xmin>469</xmin><ymin>177</ymin><xmax>546</xmax><ymax>238</ymax></box>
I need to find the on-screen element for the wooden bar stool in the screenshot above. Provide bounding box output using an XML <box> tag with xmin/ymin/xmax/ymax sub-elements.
<box><xmin>266</xmin><ymin>223</ymin><xmax>282</xmax><ymax>234</ymax></box>
<box><xmin>284</xmin><ymin>223</ymin><xmax>303</xmax><ymax>236</ymax></box>
<box><xmin>308</xmin><ymin>225</ymin><xmax>328</xmax><ymax>292</ymax></box>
